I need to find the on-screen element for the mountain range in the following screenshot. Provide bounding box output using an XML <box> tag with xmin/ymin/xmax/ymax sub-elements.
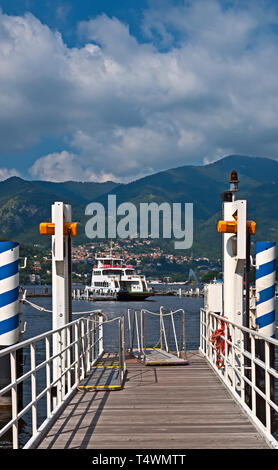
<box><xmin>0</xmin><ymin>155</ymin><xmax>277</xmax><ymax>259</ymax></box>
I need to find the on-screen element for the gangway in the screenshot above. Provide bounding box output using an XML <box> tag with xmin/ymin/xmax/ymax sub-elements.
<box><xmin>77</xmin><ymin>314</ymin><xmax>126</xmax><ymax>391</ymax></box>
<box><xmin>127</xmin><ymin>307</ymin><xmax>188</xmax><ymax>366</ymax></box>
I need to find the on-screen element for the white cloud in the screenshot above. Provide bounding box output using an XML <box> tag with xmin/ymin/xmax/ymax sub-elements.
<box><xmin>29</xmin><ymin>151</ymin><xmax>81</xmax><ymax>182</ymax></box>
<box><xmin>0</xmin><ymin>167</ymin><xmax>20</xmax><ymax>181</ymax></box>
<box><xmin>0</xmin><ymin>2</ymin><xmax>278</xmax><ymax>181</ymax></box>
<box><xmin>29</xmin><ymin>150</ymin><xmax>121</xmax><ymax>182</ymax></box>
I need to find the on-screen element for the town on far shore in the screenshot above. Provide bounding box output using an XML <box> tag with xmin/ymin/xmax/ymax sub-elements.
<box><xmin>19</xmin><ymin>237</ymin><xmax>222</xmax><ymax>286</ymax></box>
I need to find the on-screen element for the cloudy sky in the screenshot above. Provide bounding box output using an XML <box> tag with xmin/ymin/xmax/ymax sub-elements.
<box><xmin>0</xmin><ymin>0</ymin><xmax>278</xmax><ymax>182</ymax></box>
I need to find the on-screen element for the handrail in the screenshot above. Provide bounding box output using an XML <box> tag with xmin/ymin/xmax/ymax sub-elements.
<box><xmin>201</xmin><ymin>309</ymin><xmax>278</xmax><ymax>346</ymax></box>
<box><xmin>200</xmin><ymin>308</ymin><xmax>278</xmax><ymax>449</ymax></box>
<box><xmin>0</xmin><ymin>312</ymin><xmax>104</xmax><ymax>449</ymax></box>
<box><xmin>0</xmin><ymin>317</ymin><xmax>83</xmax><ymax>357</ymax></box>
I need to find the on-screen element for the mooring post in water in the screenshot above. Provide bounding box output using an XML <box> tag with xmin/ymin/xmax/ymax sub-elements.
<box><xmin>40</xmin><ymin>202</ymin><xmax>77</xmax><ymax>406</ymax></box>
<box><xmin>0</xmin><ymin>242</ymin><xmax>19</xmax><ymax>407</ymax></box>
<box><xmin>255</xmin><ymin>241</ymin><xmax>276</xmax><ymax>431</ymax></box>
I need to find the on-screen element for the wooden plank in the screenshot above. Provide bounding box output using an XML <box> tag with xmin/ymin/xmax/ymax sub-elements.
<box><xmin>132</xmin><ymin>348</ymin><xmax>188</xmax><ymax>365</ymax></box>
<box><xmin>36</xmin><ymin>351</ymin><xmax>271</xmax><ymax>449</ymax></box>
<box><xmin>77</xmin><ymin>367</ymin><xmax>122</xmax><ymax>391</ymax></box>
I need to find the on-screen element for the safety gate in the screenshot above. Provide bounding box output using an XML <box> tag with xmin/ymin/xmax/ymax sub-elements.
<box><xmin>127</xmin><ymin>307</ymin><xmax>188</xmax><ymax>366</ymax></box>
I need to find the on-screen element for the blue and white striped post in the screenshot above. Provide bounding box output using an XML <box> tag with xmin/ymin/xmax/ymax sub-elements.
<box><xmin>0</xmin><ymin>241</ymin><xmax>19</xmax><ymax>405</ymax></box>
<box><xmin>255</xmin><ymin>241</ymin><xmax>276</xmax><ymax>430</ymax></box>
<box><xmin>0</xmin><ymin>242</ymin><xmax>19</xmax><ymax>346</ymax></box>
<box><xmin>256</xmin><ymin>241</ymin><xmax>276</xmax><ymax>337</ymax></box>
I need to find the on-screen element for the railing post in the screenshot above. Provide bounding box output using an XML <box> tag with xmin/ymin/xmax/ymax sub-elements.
<box><xmin>203</xmin><ymin>309</ymin><xmax>206</xmax><ymax>355</ymax></box>
<box><xmin>160</xmin><ymin>307</ymin><xmax>163</xmax><ymax>350</ymax></box>
<box><xmin>231</xmin><ymin>324</ymin><xmax>236</xmax><ymax>390</ymax></box>
<box><xmin>161</xmin><ymin>314</ymin><xmax>168</xmax><ymax>353</ymax></box>
<box><xmin>57</xmin><ymin>330</ymin><xmax>63</xmax><ymax>405</ymax></box>
<box><xmin>92</xmin><ymin>314</ymin><xmax>96</xmax><ymax>364</ymax></box>
<box><xmin>30</xmin><ymin>343</ymin><xmax>37</xmax><ymax>436</ymax></box>
<box><xmin>66</xmin><ymin>325</ymin><xmax>71</xmax><ymax>391</ymax></box>
<box><xmin>10</xmin><ymin>351</ymin><xmax>18</xmax><ymax>449</ymax></box>
<box><xmin>207</xmin><ymin>311</ymin><xmax>211</xmax><ymax>361</ymax></box>
<box><xmin>86</xmin><ymin>319</ymin><xmax>90</xmax><ymax>374</ymax></box>
<box><xmin>99</xmin><ymin>315</ymin><xmax>104</xmax><ymax>356</ymax></box>
<box><xmin>200</xmin><ymin>309</ymin><xmax>204</xmax><ymax>353</ymax></box>
<box><xmin>118</xmin><ymin>317</ymin><xmax>125</xmax><ymax>384</ymax></box>
<box><xmin>45</xmin><ymin>336</ymin><xmax>51</xmax><ymax>418</ymax></box>
<box><xmin>240</xmin><ymin>329</ymin><xmax>245</xmax><ymax>403</ymax></box>
<box><xmin>135</xmin><ymin>311</ymin><xmax>140</xmax><ymax>353</ymax></box>
<box><xmin>127</xmin><ymin>309</ymin><xmax>132</xmax><ymax>352</ymax></box>
<box><xmin>265</xmin><ymin>341</ymin><xmax>271</xmax><ymax>433</ymax></box>
<box><xmin>171</xmin><ymin>312</ymin><xmax>179</xmax><ymax>356</ymax></box>
<box><xmin>224</xmin><ymin>321</ymin><xmax>228</xmax><ymax>382</ymax></box>
<box><xmin>88</xmin><ymin>318</ymin><xmax>92</xmax><ymax>367</ymax></box>
<box><xmin>251</xmin><ymin>335</ymin><xmax>256</xmax><ymax>416</ymax></box>
<box><xmin>80</xmin><ymin>320</ymin><xmax>86</xmax><ymax>379</ymax></box>
<box><xmin>75</xmin><ymin>322</ymin><xmax>80</xmax><ymax>385</ymax></box>
<box><xmin>140</xmin><ymin>310</ymin><xmax>146</xmax><ymax>362</ymax></box>
<box><xmin>182</xmin><ymin>310</ymin><xmax>187</xmax><ymax>360</ymax></box>
<box><xmin>122</xmin><ymin>317</ymin><xmax>126</xmax><ymax>374</ymax></box>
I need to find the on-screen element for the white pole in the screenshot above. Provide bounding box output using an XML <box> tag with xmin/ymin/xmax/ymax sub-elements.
<box><xmin>223</xmin><ymin>201</ymin><xmax>236</xmax><ymax>323</ymax></box>
<box><xmin>223</xmin><ymin>199</ymin><xmax>246</xmax><ymax>327</ymax></box>
<box><xmin>221</xmin><ymin>173</ymin><xmax>246</xmax><ymax>388</ymax></box>
<box><xmin>52</xmin><ymin>202</ymin><xmax>72</xmax><ymax>405</ymax></box>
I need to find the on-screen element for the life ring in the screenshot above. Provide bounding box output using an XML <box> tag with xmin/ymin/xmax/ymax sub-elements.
<box><xmin>209</xmin><ymin>317</ymin><xmax>231</xmax><ymax>368</ymax></box>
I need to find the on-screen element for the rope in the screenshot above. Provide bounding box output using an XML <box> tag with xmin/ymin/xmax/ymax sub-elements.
<box><xmin>72</xmin><ymin>310</ymin><xmax>104</xmax><ymax>315</ymax></box>
<box><xmin>87</xmin><ymin>315</ymin><xmax>122</xmax><ymax>325</ymax></box>
<box><xmin>22</xmin><ymin>296</ymin><xmax>121</xmax><ymax>325</ymax></box>
<box><xmin>23</xmin><ymin>298</ymin><xmax>53</xmax><ymax>313</ymax></box>
<box><xmin>24</xmin><ymin>298</ymin><xmax>102</xmax><ymax>316</ymax></box>
<box><xmin>141</xmin><ymin>308</ymin><xmax>185</xmax><ymax>317</ymax></box>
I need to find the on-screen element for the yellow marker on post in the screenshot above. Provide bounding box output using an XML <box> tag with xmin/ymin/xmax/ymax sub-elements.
<box><xmin>217</xmin><ymin>220</ymin><xmax>256</xmax><ymax>235</ymax></box>
<box><xmin>39</xmin><ymin>222</ymin><xmax>77</xmax><ymax>237</ymax></box>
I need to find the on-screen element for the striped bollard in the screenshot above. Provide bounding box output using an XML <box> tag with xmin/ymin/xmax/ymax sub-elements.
<box><xmin>256</xmin><ymin>241</ymin><xmax>276</xmax><ymax>337</ymax></box>
<box><xmin>255</xmin><ymin>241</ymin><xmax>276</xmax><ymax>430</ymax></box>
<box><xmin>0</xmin><ymin>241</ymin><xmax>19</xmax><ymax>406</ymax></box>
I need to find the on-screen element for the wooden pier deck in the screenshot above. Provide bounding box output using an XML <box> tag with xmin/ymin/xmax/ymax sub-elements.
<box><xmin>36</xmin><ymin>351</ymin><xmax>271</xmax><ymax>449</ymax></box>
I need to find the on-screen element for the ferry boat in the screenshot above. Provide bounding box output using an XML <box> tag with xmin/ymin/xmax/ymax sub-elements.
<box><xmin>85</xmin><ymin>252</ymin><xmax>153</xmax><ymax>301</ymax></box>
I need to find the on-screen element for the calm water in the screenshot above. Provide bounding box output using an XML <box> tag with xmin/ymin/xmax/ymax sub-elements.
<box><xmin>1</xmin><ymin>290</ymin><xmax>277</xmax><ymax>448</ymax></box>
<box><xmin>1</xmin><ymin>291</ymin><xmax>203</xmax><ymax>448</ymax></box>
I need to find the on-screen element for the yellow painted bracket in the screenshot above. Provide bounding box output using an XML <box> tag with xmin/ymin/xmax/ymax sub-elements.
<box><xmin>39</xmin><ymin>222</ymin><xmax>77</xmax><ymax>237</ymax></box>
<box><xmin>217</xmin><ymin>220</ymin><xmax>256</xmax><ymax>235</ymax></box>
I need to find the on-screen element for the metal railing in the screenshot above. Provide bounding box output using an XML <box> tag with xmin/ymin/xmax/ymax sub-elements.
<box><xmin>127</xmin><ymin>307</ymin><xmax>187</xmax><ymax>361</ymax></box>
<box><xmin>200</xmin><ymin>308</ymin><xmax>278</xmax><ymax>448</ymax></box>
<box><xmin>0</xmin><ymin>312</ymin><xmax>104</xmax><ymax>449</ymax></box>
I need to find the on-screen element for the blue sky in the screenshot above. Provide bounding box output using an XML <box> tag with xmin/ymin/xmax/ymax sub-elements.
<box><xmin>0</xmin><ymin>0</ymin><xmax>278</xmax><ymax>182</ymax></box>
<box><xmin>0</xmin><ymin>0</ymin><xmax>149</xmax><ymax>47</ymax></box>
